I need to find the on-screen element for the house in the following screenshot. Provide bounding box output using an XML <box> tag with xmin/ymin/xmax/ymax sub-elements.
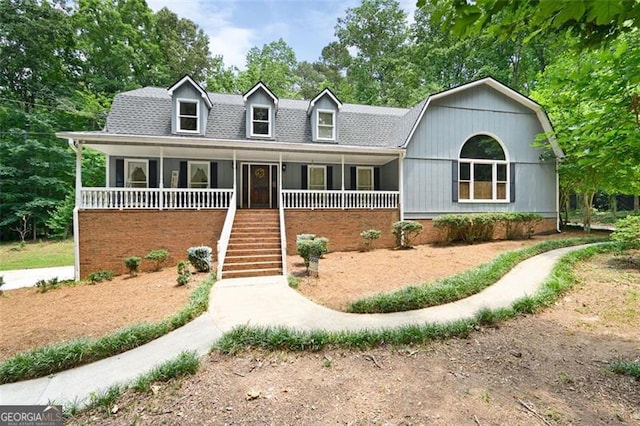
<box><xmin>57</xmin><ymin>76</ymin><xmax>563</xmax><ymax>280</ymax></box>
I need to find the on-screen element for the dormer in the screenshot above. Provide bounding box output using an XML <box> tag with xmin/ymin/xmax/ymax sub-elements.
<box><xmin>168</xmin><ymin>75</ymin><xmax>212</xmax><ymax>136</ymax></box>
<box><xmin>243</xmin><ymin>82</ymin><xmax>278</xmax><ymax>139</ymax></box>
<box><xmin>308</xmin><ymin>88</ymin><xmax>342</xmax><ymax>143</ymax></box>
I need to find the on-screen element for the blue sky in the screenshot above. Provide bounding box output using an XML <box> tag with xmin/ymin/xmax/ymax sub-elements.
<box><xmin>146</xmin><ymin>0</ymin><xmax>416</xmax><ymax>70</ymax></box>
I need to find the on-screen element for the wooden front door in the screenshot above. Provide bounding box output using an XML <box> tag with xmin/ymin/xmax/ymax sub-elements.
<box><xmin>250</xmin><ymin>164</ymin><xmax>270</xmax><ymax>208</ymax></box>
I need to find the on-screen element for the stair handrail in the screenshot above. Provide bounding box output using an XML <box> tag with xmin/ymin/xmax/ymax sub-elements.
<box><xmin>217</xmin><ymin>192</ymin><xmax>237</xmax><ymax>279</ymax></box>
<box><xmin>279</xmin><ymin>193</ymin><xmax>287</xmax><ymax>276</ymax></box>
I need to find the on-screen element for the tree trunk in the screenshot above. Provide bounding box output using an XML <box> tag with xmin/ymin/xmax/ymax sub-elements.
<box><xmin>610</xmin><ymin>194</ymin><xmax>617</xmax><ymax>219</ymax></box>
<box><xmin>635</xmin><ymin>195</ymin><xmax>639</xmax><ymax>213</ymax></box>
<box><xmin>582</xmin><ymin>191</ymin><xmax>595</xmax><ymax>233</ymax></box>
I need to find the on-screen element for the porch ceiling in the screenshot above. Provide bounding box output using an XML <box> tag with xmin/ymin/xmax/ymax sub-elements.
<box><xmin>75</xmin><ymin>138</ymin><xmax>401</xmax><ymax>165</ymax></box>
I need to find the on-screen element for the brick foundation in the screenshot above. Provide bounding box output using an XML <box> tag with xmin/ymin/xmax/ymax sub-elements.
<box><xmin>78</xmin><ymin>210</ymin><xmax>226</xmax><ymax>278</ymax></box>
<box><xmin>284</xmin><ymin>209</ymin><xmax>400</xmax><ymax>254</ymax></box>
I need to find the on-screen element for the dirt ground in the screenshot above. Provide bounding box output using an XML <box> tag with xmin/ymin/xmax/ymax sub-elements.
<box><xmin>0</xmin><ymin>269</ymin><xmax>208</xmax><ymax>360</ymax></box>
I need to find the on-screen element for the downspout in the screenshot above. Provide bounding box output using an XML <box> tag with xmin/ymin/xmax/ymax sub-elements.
<box><xmin>68</xmin><ymin>138</ymin><xmax>81</xmax><ymax>281</ymax></box>
<box><xmin>399</xmin><ymin>152</ymin><xmax>405</xmax><ymax>221</ymax></box>
<box><xmin>556</xmin><ymin>158</ymin><xmax>561</xmax><ymax>232</ymax></box>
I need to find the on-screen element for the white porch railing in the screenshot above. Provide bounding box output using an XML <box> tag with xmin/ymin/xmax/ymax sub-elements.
<box><xmin>217</xmin><ymin>192</ymin><xmax>237</xmax><ymax>279</ymax></box>
<box><xmin>282</xmin><ymin>190</ymin><xmax>399</xmax><ymax>209</ymax></box>
<box><xmin>80</xmin><ymin>188</ymin><xmax>234</xmax><ymax>210</ymax></box>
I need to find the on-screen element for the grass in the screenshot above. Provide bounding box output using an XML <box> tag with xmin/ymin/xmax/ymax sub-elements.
<box><xmin>213</xmin><ymin>243</ymin><xmax>615</xmax><ymax>354</ymax></box>
<box><xmin>0</xmin><ymin>239</ymin><xmax>74</xmax><ymax>270</ymax></box>
<box><xmin>0</xmin><ymin>275</ymin><xmax>215</xmax><ymax>384</ymax></box>
<box><xmin>65</xmin><ymin>351</ymin><xmax>200</xmax><ymax>419</ymax></box>
<box><xmin>609</xmin><ymin>360</ymin><xmax>640</xmax><ymax>379</ymax></box>
<box><xmin>347</xmin><ymin>237</ymin><xmax>606</xmax><ymax>313</ymax></box>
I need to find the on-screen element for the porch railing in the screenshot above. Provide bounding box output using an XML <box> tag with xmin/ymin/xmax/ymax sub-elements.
<box><xmin>80</xmin><ymin>188</ymin><xmax>234</xmax><ymax>210</ymax></box>
<box><xmin>217</xmin><ymin>192</ymin><xmax>237</xmax><ymax>279</ymax></box>
<box><xmin>282</xmin><ymin>190</ymin><xmax>399</xmax><ymax>210</ymax></box>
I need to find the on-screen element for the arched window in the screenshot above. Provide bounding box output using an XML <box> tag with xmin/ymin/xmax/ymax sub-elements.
<box><xmin>459</xmin><ymin>135</ymin><xmax>508</xmax><ymax>201</ymax></box>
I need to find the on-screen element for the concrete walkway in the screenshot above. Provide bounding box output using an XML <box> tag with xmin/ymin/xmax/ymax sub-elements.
<box><xmin>1</xmin><ymin>266</ymin><xmax>74</xmax><ymax>290</ymax></box>
<box><xmin>0</xmin><ymin>245</ymin><xmax>587</xmax><ymax>407</ymax></box>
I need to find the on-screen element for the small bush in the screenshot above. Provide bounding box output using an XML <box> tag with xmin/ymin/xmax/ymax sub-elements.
<box><xmin>433</xmin><ymin>212</ymin><xmax>543</xmax><ymax>244</ymax></box>
<box><xmin>187</xmin><ymin>246</ymin><xmax>212</xmax><ymax>272</ymax></box>
<box><xmin>392</xmin><ymin>221</ymin><xmax>423</xmax><ymax>249</ymax></box>
<box><xmin>124</xmin><ymin>256</ymin><xmax>142</xmax><ymax>277</ymax></box>
<box><xmin>0</xmin><ymin>276</ymin><xmax>4</xmax><ymax>295</ymax></box>
<box><xmin>288</xmin><ymin>275</ymin><xmax>300</xmax><ymax>288</ymax></box>
<box><xmin>87</xmin><ymin>270</ymin><xmax>114</xmax><ymax>284</ymax></box>
<box><xmin>296</xmin><ymin>235</ymin><xmax>329</xmax><ymax>273</ymax></box>
<box><xmin>360</xmin><ymin>229</ymin><xmax>381</xmax><ymax>251</ymax></box>
<box><xmin>145</xmin><ymin>249</ymin><xmax>169</xmax><ymax>271</ymax></box>
<box><xmin>35</xmin><ymin>277</ymin><xmax>59</xmax><ymax>293</ymax></box>
<box><xmin>176</xmin><ymin>260</ymin><xmax>191</xmax><ymax>286</ymax></box>
<box><xmin>611</xmin><ymin>215</ymin><xmax>640</xmax><ymax>247</ymax></box>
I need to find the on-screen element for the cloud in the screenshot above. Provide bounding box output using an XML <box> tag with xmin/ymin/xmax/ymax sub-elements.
<box><xmin>210</xmin><ymin>27</ymin><xmax>255</xmax><ymax>69</ymax></box>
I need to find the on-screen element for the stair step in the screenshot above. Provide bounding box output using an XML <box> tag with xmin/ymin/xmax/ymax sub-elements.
<box><xmin>226</xmin><ymin>254</ymin><xmax>282</xmax><ymax>262</ymax></box>
<box><xmin>227</xmin><ymin>247</ymin><xmax>281</xmax><ymax>254</ymax></box>
<box><xmin>222</xmin><ymin>267</ymin><xmax>283</xmax><ymax>279</ymax></box>
<box><xmin>229</xmin><ymin>237</ymin><xmax>280</xmax><ymax>242</ymax></box>
<box><xmin>223</xmin><ymin>260</ymin><xmax>282</xmax><ymax>271</ymax></box>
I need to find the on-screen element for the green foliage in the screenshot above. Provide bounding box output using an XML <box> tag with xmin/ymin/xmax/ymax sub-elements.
<box><xmin>35</xmin><ymin>277</ymin><xmax>59</xmax><ymax>293</ymax></box>
<box><xmin>348</xmin><ymin>237</ymin><xmax>605</xmax><ymax>313</ymax></box>
<box><xmin>392</xmin><ymin>221</ymin><xmax>423</xmax><ymax>249</ymax></box>
<box><xmin>360</xmin><ymin>229</ymin><xmax>381</xmax><ymax>251</ymax></box>
<box><xmin>433</xmin><ymin>212</ymin><xmax>543</xmax><ymax>243</ymax></box>
<box><xmin>132</xmin><ymin>350</ymin><xmax>200</xmax><ymax>392</ymax></box>
<box><xmin>187</xmin><ymin>246</ymin><xmax>212</xmax><ymax>272</ymax></box>
<box><xmin>238</xmin><ymin>38</ymin><xmax>300</xmax><ymax>98</ymax></box>
<box><xmin>609</xmin><ymin>360</ymin><xmax>640</xmax><ymax>379</ymax></box>
<box><xmin>0</xmin><ymin>274</ymin><xmax>214</xmax><ymax>383</ymax></box>
<box><xmin>124</xmin><ymin>256</ymin><xmax>141</xmax><ymax>277</ymax></box>
<box><xmin>145</xmin><ymin>249</ymin><xmax>169</xmax><ymax>271</ymax></box>
<box><xmin>287</xmin><ymin>275</ymin><xmax>300</xmax><ymax>289</ymax></box>
<box><xmin>296</xmin><ymin>235</ymin><xmax>329</xmax><ymax>272</ymax></box>
<box><xmin>611</xmin><ymin>215</ymin><xmax>640</xmax><ymax>247</ymax></box>
<box><xmin>87</xmin><ymin>270</ymin><xmax>113</xmax><ymax>284</ymax></box>
<box><xmin>176</xmin><ymin>260</ymin><xmax>191</xmax><ymax>286</ymax></box>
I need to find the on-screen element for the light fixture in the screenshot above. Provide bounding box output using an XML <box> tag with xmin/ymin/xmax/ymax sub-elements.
<box><xmin>282</xmin><ymin>163</ymin><xmax>286</xmax><ymax>172</ymax></box>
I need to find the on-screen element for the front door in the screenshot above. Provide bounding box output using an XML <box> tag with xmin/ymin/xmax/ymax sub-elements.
<box><xmin>250</xmin><ymin>164</ymin><xmax>270</xmax><ymax>208</ymax></box>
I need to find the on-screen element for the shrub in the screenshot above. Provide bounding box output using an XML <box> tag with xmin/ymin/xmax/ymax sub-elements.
<box><xmin>35</xmin><ymin>277</ymin><xmax>59</xmax><ymax>293</ymax></box>
<box><xmin>360</xmin><ymin>229</ymin><xmax>381</xmax><ymax>251</ymax></box>
<box><xmin>187</xmin><ymin>246</ymin><xmax>212</xmax><ymax>272</ymax></box>
<box><xmin>296</xmin><ymin>235</ymin><xmax>329</xmax><ymax>273</ymax></box>
<box><xmin>0</xmin><ymin>276</ymin><xmax>4</xmax><ymax>294</ymax></box>
<box><xmin>433</xmin><ymin>212</ymin><xmax>543</xmax><ymax>244</ymax></box>
<box><xmin>176</xmin><ymin>260</ymin><xmax>191</xmax><ymax>286</ymax></box>
<box><xmin>124</xmin><ymin>256</ymin><xmax>142</xmax><ymax>277</ymax></box>
<box><xmin>287</xmin><ymin>275</ymin><xmax>300</xmax><ymax>288</ymax></box>
<box><xmin>87</xmin><ymin>270</ymin><xmax>114</xmax><ymax>283</ymax></box>
<box><xmin>502</xmin><ymin>212</ymin><xmax>543</xmax><ymax>240</ymax></box>
<box><xmin>392</xmin><ymin>221</ymin><xmax>423</xmax><ymax>249</ymax></box>
<box><xmin>145</xmin><ymin>249</ymin><xmax>169</xmax><ymax>271</ymax></box>
<box><xmin>611</xmin><ymin>215</ymin><xmax>640</xmax><ymax>247</ymax></box>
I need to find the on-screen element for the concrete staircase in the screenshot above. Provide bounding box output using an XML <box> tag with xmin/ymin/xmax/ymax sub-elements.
<box><xmin>222</xmin><ymin>209</ymin><xmax>283</xmax><ymax>278</ymax></box>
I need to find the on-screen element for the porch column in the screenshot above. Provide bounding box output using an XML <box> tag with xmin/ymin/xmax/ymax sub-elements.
<box><xmin>74</xmin><ymin>140</ymin><xmax>83</xmax><ymax>207</ymax></box>
<box><xmin>233</xmin><ymin>150</ymin><xmax>237</xmax><ymax>206</ymax></box>
<box><xmin>399</xmin><ymin>152</ymin><xmax>404</xmax><ymax>221</ymax></box>
<box><xmin>341</xmin><ymin>155</ymin><xmax>345</xmax><ymax>209</ymax></box>
<box><xmin>159</xmin><ymin>148</ymin><xmax>164</xmax><ymax>210</ymax></box>
<box><xmin>278</xmin><ymin>153</ymin><xmax>283</xmax><ymax>207</ymax></box>
<box><xmin>105</xmin><ymin>154</ymin><xmax>110</xmax><ymax>187</ymax></box>
<box><xmin>70</xmin><ymin>138</ymin><xmax>82</xmax><ymax>281</ymax></box>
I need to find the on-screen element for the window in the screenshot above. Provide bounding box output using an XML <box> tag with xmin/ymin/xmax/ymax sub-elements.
<box><xmin>459</xmin><ymin>135</ymin><xmax>508</xmax><ymax>201</ymax></box>
<box><xmin>177</xmin><ymin>99</ymin><xmax>199</xmax><ymax>133</ymax></box>
<box><xmin>125</xmin><ymin>159</ymin><xmax>148</xmax><ymax>188</ymax></box>
<box><xmin>317</xmin><ymin>110</ymin><xmax>335</xmax><ymax>140</ymax></box>
<box><xmin>250</xmin><ymin>105</ymin><xmax>271</xmax><ymax>137</ymax></box>
<box><xmin>356</xmin><ymin>167</ymin><xmax>373</xmax><ymax>191</ymax></box>
<box><xmin>188</xmin><ymin>162</ymin><xmax>209</xmax><ymax>188</ymax></box>
<box><xmin>308</xmin><ymin>165</ymin><xmax>326</xmax><ymax>190</ymax></box>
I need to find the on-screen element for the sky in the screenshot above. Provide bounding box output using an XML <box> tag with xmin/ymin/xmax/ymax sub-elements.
<box><xmin>146</xmin><ymin>0</ymin><xmax>416</xmax><ymax>70</ymax></box>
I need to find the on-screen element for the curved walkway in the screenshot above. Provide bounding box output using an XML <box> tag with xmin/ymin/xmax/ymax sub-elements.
<box><xmin>0</xmin><ymin>245</ymin><xmax>586</xmax><ymax>407</ymax></box>
<box><xmin>1</xmin><ymin>266</ymin><xmax>74</xmax><ymax>290</ymax></box>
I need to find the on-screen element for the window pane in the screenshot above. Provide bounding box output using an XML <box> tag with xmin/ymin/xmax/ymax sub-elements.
<box><xmin>460</xmin><ymin>135</ymin><xmax>505</xmax><ymax>160</ymax></box>
<box><xmin>318</xmin><ymin>126</ymin><xmax>333</xmax><ymax>139</ymax></box>
<box><xmin>127</xmin><ymin>161</ymin><xmax>147</xmax><ymax>188</ymax></box>
<box><xmin>253</xmin><ymin>107</ymin><xmax>269</xmax><ymax>121</ymax></box>
<box><xmin>318</xmin><ymin>112</ymin><xmax>333</xmax><ymax>126</ymax></box>
<box><xmin>459</xmin><ymin>182</ymin><xmax>470</xmax><ymax>199</ymax></box>
<box><xmin>357</xmin><ymin>168</ymin><xmax>372</xmax><ymax>190</ymax></box>
<box><xmin>474</xmin><ymin>181</ymin><xmax>492</xmax><ymax>199</ymax></box>
<box><xmin>497</xmin><ymin>183</ymin><xmax>507</xmax><ymax>200</ymax></box>
<box><xmin>190</xmin><ymin>164</ymin><xmax>209</xmax><ymax>188</ymax></box>
<box><xmin>473</xmin><ymin>163</ymin><xmax>493</xmax><ymax>199</ymax></box>
<box><xmin>497</xmin><ymin>164</ymin><xmax>507</xmax><ymax>181</ymax></box>
<box><xmin>460</xmin><ymin>162</ymin><xmax>470</xmax><ymax>180</ymax></box>
<box><xmin>309</xmin><ymin>167</ymin><xmax>325</xmax><ymax>189</ymax></box>
<box><xmin>180</xmin><ymin>117</ymin><xmax>197</xmax><ymax>131</ymax></box>
<box><xmin>253</xmin><ymin>121</ymin><xmax>269</xmax><ymax>135</ymax></box>
<box><xmin>474</xmin><ymin>163</ymin><xmax>493</xmax><ymax>182</ymax></box>
<box><xmin>180</xmin><ymin>102</ymin><xmax>197</xmax><ymax>116</ymax></box>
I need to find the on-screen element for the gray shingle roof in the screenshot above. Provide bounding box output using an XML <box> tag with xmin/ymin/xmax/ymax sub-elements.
<box><xmin>105</xmin><ymin>87</ymin><xmax>415</xmax><ymax>148</ymax></box>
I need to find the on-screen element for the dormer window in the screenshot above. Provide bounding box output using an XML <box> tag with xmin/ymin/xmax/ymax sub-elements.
<box><xmin>317</xmin><ymin>110</ymin><xmax>335</xmax><ymax>140</ymax></box>
<box><xmin>177</xmin><ymin>99</ymin><xmax>199</xmax><ymax>133</ymax></box>
<box><xmin>251</xmin><ymin>105</ymin><xmax>271</xmax><ymax>137</ymax></box>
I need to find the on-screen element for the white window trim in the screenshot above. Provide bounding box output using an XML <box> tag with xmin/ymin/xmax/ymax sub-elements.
<box><xmin>356</xmin><ymin>166</ymin><xmax>374</xmax><ymax>191</ymax></box>
<box><xmin>250</xmin><ymin>104</ymin><xmax>272</xmax><ymax>138</ymax></box>
<box><xmin>188</xmin><ymin>161</ymin><xmax>210</xmax><ymax>189</ymax></box>
<box><xmin>124</xmin><ymin>159</ymin><xmax>149</xmax><ymax>188</ymax></box>
<box><xmin>316</xmin><ymin>109</ymin><xmax>336</xmax><ymax>141</ymax></box>
<box><xmin>459</xmin><ymin>159</ymin><xmax>510</xmax><ymax>203</ymax></box>
<box><xmin>177</xmin><ymin>98</ymin><xmax>200</xmax><ymax>134</ymax></box>
<box><xmin>308</xmin><ymin>165</ymin><xmax>327</xmax><ymax>190</ymax></box>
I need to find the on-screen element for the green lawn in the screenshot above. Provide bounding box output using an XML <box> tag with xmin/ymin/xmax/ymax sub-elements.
<box><xmin>0</xmin><ymin>240</ymin><xmax>74</xmax><ymax>271</ymax></box>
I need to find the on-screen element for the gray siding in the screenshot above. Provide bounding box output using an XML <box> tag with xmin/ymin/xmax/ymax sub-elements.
<box><xmin>404</xmin><ymin>85</ymin><xmax>557</xmax><ymax>218</ymax></box>
<box><xmin>310</xmin><ymin>96</ymin><xmax>339</xmax><ymax>142</ymax></box>
<box><xmin>244</xmin><ymin>90</ymin><xmax>276</xmax><ymax>139</ymax></box>
<box><xmin>171</xmin><ymin>84</ymin><xmax>208</xmax><ymax>135</ymax></box>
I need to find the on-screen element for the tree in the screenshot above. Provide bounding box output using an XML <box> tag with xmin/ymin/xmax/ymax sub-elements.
<box><xmin>334</xmin><ymin>0</ymin><xmax>413</xmax><ymax>106</ymax></box>
<box><xmin>238</xmin><ymin>39</ymin><xmax>299</xmax><ymax>97</ymax></box>
<box><xmin>423</xmin><ymin>0</ymin><xmax>640</xmax><ymax>48</ymax></box>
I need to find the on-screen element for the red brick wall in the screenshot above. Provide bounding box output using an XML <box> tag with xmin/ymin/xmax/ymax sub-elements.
<box><xmin>284</xmin><ymin>209</ymin><xmax>400</xmax><ymax>254</ymax></box>
<box><xmin>78</xmin><ymin>210</ymin><xmax>226</xmax><ymax>278</ymax></box>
